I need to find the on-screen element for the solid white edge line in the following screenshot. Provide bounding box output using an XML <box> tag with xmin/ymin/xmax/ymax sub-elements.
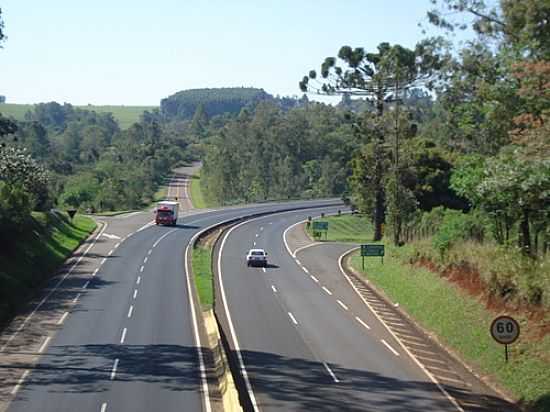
<box><xmin>381</xmin><ymin>339</ymin><xmax>400</xmax><ymax>356</ymax></box>
<box><xmin>322</xmin><ymin>286</ymin><xmax>333</xmax><ymax>296</ymax></box>
<box><xmin>355</xmin><ymin>316</ymin><xmax>371</xmax><ymax>330</ymax></box>
<box><xmin>38</xmin><ymin>336</ymin><xmax>51</xmax><ymax>353</ymax></box>
<box><xmin>217</xmin><ymin>221</ymin><xmax>260</xmax><ymax>412</ymax></box>
<box><xmin>127</xmin><ymin>306</ymin><xmax>133</xmax><ymax>318</ymax></box>
<box><xmin>323</xmin><ymin>362</ymin><xmax>340</xmax><ymax>383</ymax></box>
<box><xmin>57</xmin><ymin>311</ymin><xmax>69</xmax><ymax>325</ymax></box>
<box><xmin>101</xmin><ymin>258</ymin><xmax>107</xmax><ymax>265</ymax></box>
<box><xmin>110</xmin><ymin>358</ymin><xmax>119</xmax><ymax>380</ymax></box>
<box><xmin>0</xmin><ymin>222</ymin><xmax>108</xmax><ymax>353</ymax></box>
<box><xmin>337</xmin><ymin>249</ymin><xmax>464</xmax><ymax>412</ymax></box>
<box><xmin>120</xmin><ymin>328</ymin><xmax>127</xmax><ymax>344</ymax></box>
<box><xmin>287</xmin><ymin>312</ymin><xmax>298</xmax><ymax>325</ymax></box>
<box><xmin>100</xmin><ymin>401</ymin><xmax>108</xmax><ymax>412</ymax></box>
<box><xmin>337</xmin><ymin>300</ymin><xmax>349</xmax><ymax>311</ymax></box>
<box><xmin>10</xmin><ymin>370</ymin><xmax>30</xmax><ymax>395</ymax></box>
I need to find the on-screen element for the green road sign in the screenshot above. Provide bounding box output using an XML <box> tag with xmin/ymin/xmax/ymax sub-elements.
<box><xmin>312</xmin><ymin>221</ymin><xmax>328</xmax><ymax>231</ymax></box>
<box><xmin>361</xmin><ymin>244</ymin><xmax>385</xmax><ymax>257</ymax></box>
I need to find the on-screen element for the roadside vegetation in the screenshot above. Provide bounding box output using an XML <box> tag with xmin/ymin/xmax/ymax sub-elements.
<box><xmin>192</xmin><ymin>243</ymin><xmax>214</xmax><ymax>310</ymax></box>
<box><xmin>311</xmin><ymin>214</ymin><xmax>550</xmax><ymax>410</ymax></box>
<box><xmin>189</xmin><ymin>171</ymin><xmax>207</xmax><ymax>209</ymax></box>
<box><xmin>0</xmin><ymin>211</ymin><xmax>96</xmax><ymax>325</ymax></box>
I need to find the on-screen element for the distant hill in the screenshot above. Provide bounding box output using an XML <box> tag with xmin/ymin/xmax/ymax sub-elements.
<box><xmin>160</xmin><ymin>87</ymin><xmax>272</xmax><ymax>120</ymax></box>
<box><xmin>0</xmin><ymin>103</ymin><xmax>157</xmax><ymax>129</ymax></box>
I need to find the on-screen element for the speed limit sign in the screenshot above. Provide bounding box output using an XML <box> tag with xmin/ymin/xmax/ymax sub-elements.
<box><xmin>490</xmin><ymin>316</ymin><xmax>520</xmax><ymax>362</ymax></box>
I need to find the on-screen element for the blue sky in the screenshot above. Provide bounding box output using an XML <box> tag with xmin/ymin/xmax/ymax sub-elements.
<box><xmin>2</xmin><ymin>1</ymin><xmax>453</xmax><ymax>105</ymax></box>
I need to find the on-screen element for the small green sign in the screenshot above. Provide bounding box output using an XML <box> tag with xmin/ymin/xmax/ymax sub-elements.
<box><xmin>312</xmin><ymin>221</ymin><xmax>328</xmax><ymax>231</ymax></box>
<box><xmin>361</xmin><ymin>244</ymin><xmax>385</xmax><ymax>257</ymax></box>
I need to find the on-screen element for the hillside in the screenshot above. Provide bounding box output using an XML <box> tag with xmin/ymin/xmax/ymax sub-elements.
<box><xmin>160</xmin><ymin>87</ymin><xmax>272</xmax><ymax>120</ymax></box>
<box><xmin>0</xmin><ymin>103</ymin><xmax>156</xmax><ymax>129</ymax></box>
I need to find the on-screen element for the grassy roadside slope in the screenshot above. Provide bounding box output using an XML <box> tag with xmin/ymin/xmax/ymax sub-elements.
<box><xmin>310</xmin><ymin>214</ymin><xmax>550</xmax><ymax>410</ymax></box>
<box><xmin>0</xmin><ymin>212</ymin><xmax>96</xmax><ymax>324</ymax></box>
<box><xmin>189</xmin><ymin>171</ymin><xmax>207</xmax><ymax>209</ymax></box>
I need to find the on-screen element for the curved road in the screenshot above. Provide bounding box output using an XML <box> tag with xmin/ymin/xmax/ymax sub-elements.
<box><xmin>216</xmin><ymin>209</ymin><xmax>471</xmax><ymax>411</ymax></box>
<box><xmin>0</xmin><ymin>169</ymin><xmax>340</xmax><ymax>412</ymax></box>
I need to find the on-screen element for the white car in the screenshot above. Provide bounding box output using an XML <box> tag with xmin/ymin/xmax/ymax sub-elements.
<box><xmin>246</xmin><ymin>248</ymin><xmax>268</xmax><ymax>267</ymax></box>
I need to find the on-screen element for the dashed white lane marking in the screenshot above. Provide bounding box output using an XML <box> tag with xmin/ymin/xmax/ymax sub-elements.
<box><xmin>133</xmin><ymin>289</ymin><xmax>138</xmax><ymax>299</ymax></box>
<box><xmin>322</xmin><ymin>286</ymin><xmax>333</xmax><ymax>296</ymax></box>
<box><xmin>72</xmin><ymin>293</ymin><xmax>81</xmax><ymax>303</ymax></box>
<box><xmin>114</xmin><ymin>242</ymin><xmax>120</xmax><ymax>249</ymax></box>
<box><xmin>148</xmin><ymin>249</ymin><xmax>152</xmax><ymax>255</ymax></box>
<box><xmin>120</xmin><ymin>328</ymin><xmax>127</xmax><ymax>344</ymax></box>
<box><xmin>302</xmin><ymin>266</ymin><xmax>309</xmax><ymax>274</ymax></box>
<box><xmin>108</xmin><ymin>249</ymin><xmax>113</xmax><ymax>256</ymax></box>
<box><xmin>143</xmin><ymin>257</ymin><xmax>148</xmax><ymax>264</ymax></box>
<box><xmin>57</xmin><ymin>312</ymin><xmax>69</xmax><ymax>325</ymax></box>
<box><xmin>100</xmin><ymin>402</ymin><xmax>108</xmax><ymax>412</ymax></box>
<box><xmin>295</xmin><ymin>258</ymin><xmax>301</xmax><ymax>265</ymax></box>
<box><xmin>92</xmin><ymin>268</ymin><xmax>99</xmax><ymax>277</ymax></box>
<box><xmin>136</xmin><ymin>276</ymin><xmax>141</xmax><ymax>285</ymax></box>
<box><xmin>253</xmin><ymin>241</ymin><xmax>256</xmax><ymax>246</ymax></box>
<box><xmin>110</xmin><ymin>359</ymin><xmax>119</xmax><ymax>380</ymax></box>
<box><xmin>262</xmin><ymin>267</ymin><xmax>266</xmax><ymax>273</ymax></box>
<box><xmin>255</xmin><ymin>233</ymin><xmax>259</xmax><ymax>238</ymax></box>
<box><xmin>288</xmin><ymin>312</ymin><xmax>298</xmax><ymax>325</ymax></box>
<box><xmin>10</xmin><ymin>370</ymin><xmax>29</xmax><ymax>395</ymax></box>
<box><xmin>140</xmin><ymin>265</ymin><xmax>144</xmax><ymax>272</ymax></box>
<box><xmin>323</xmin><ymin>363</ymin><xmax>340</xmax><ymax>383</ymax></box>
<box><xmin>39</xmin><ymin>336</ymin><xmax>51</xmax><ymax>353</ymax></box>
<box><xmin>83</xmin><ymin>280</ymin><xmax>90</xmax><ymax>289</ymax></box>
<box><xmin>337</xmin><ymin>300</ymin><xmax>349</xmax><ymax>311</ymax></box>
<box><xmin>101</xmin><ymin>258</ymin><xmax>107</xmax><ymax>265</ymax></box>
<box><xmin>271</xmin><ymin>285</ymin><xmax>277</xmax><ymax>293</ymax></box>
<box><xmin>260</xmin><ymin>227</ymin><xmax>263</xmax><ymax>231</ymax></box>
<box><xmin>355</xmin><ymin>316</ymin><xmax>371</xmax><ymax>330</ymax></box>
<box><xmin>127</xmin><ymin>306</ymin><xmax>134</xmax><ymax>318</ymax></box>
<box><xmin>381</xmin><ymin>339</ymin><xmax>400</xmax><ymax>356</ymax></box>
<box><xmin>310</xmin><ymin>275</ymin><xmax>319</xmax><ymax>283</ymax></box>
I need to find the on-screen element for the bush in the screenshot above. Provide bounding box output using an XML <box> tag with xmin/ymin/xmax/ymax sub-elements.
<box><xmin>432</xmin><ymin>209</ymin><xmax>486</xmax><ymax>259</ymax></box>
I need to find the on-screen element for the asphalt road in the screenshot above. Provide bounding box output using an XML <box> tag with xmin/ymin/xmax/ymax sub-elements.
<box><xmin>1</xmin><ymin>167</ymin><xmax>341</xmax><ymax>412</ymax></box>
<box><xmin>217</xmin><ymin>210</ymin><xmax>465</xmax><ymax>412</ymax></box>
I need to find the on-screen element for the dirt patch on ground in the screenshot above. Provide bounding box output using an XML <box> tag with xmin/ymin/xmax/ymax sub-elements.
<box><xmin>412</xmin><ymin>257</ymin><xmax>549</xmax><ymax>340</ymax></box>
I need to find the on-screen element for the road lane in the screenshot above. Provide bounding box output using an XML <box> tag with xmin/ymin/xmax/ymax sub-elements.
<box><xmin>218</xmin><ymin>210</ymin><xmax>459</xmax><ymax>411</ymax></box>
<box><xmin>3</xmin><ymin>194</ymin><xmax>340</xmax><ymax>412</ymax></box>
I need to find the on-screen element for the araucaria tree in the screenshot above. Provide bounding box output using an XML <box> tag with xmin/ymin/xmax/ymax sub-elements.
<box><xmin>300</xmin><ymin>41</ymin><xmax>447</xmax><ymax>243</ymax></box>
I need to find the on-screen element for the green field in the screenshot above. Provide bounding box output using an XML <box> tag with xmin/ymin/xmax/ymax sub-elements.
<box><xmin>312</xmin><ymin>214</ymin><xmax>550</xmax><ymax>410</ymax></box>
<box><xmin>0</xmin><ymin>212</ymin><xmax>96</xmax><ymax>324</ymax></box>
<box><xmin>0</xmin><ymin>103</ymin><xmax>156</xmax><ymax>129</ymax></box>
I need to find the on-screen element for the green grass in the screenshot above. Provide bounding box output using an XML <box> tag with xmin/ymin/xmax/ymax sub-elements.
<box><xmin>306</xmin><ymin>213</ymin><xmax>375</xmax><ymax>243</ymax></box>
<box><xmin>189</xmin><ymin>171</ymin><xmax>207</xmax><ymax>209</ymax></box>
<box><xmin>309</xmin><ymin>213</ymin><xmax>550</xmax><ymax>409</ymax></box>
<box><xmin>0</xmin><ymin>103</ymin><xmax>156</xmax><ymax>129</ymax></box>
<box><xmin>192</xmin><ymin>245</ymin><xmax>213</xmax><ymax>309</ymax></box>
<box><xmin>0</xmin><ymin>212</ymin><xmax>96</xmax><ymax>323</ymax></box>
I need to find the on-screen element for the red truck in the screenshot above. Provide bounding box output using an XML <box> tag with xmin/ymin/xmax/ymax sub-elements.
<box><xmin>155</xmin><ymin>201</ymin><xmax>179</xmax><ymax>226</ymax></box>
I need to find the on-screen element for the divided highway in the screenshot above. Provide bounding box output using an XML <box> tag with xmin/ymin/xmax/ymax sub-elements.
<box><xmin>0</xmin><ymin>168</ymin><xmax>340</xmax><ymax>412</ymax></box>
<box><xmin>216</xmin><ymin>210</ymin><xmax>465</xmax><ymax>412</ymax></box>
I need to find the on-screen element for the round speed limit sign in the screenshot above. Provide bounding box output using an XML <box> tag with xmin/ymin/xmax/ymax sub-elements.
<box><xmin>490</xmin><ymin>316</ymin><xmax>520</xmax><ymax>345</ymax></box>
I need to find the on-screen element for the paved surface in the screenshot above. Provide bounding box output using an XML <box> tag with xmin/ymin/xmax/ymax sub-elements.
<box><xmin>215</xmin><ymin>211</ymin><xmax>517</xmax><ymax>412</ymax></box>
<box><xmin>0</xmin><ymin>164</ymin><xmax>340</xmax><ymax>412</ymax></box>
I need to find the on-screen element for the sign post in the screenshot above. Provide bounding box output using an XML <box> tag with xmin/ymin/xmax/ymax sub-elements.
<box><xmin>360</xmin><ymin>244</ymin><xmax>385</xmax><ymax>269</ymax></box>
<box><xmin>312</xmin><ymin>221</ymin><xmax>329</xmax><ymax>240</ymax></box>
<box><xmin>490</xmin><ymin>315</ymin><xmax>520</xmax><ymax>362</ymax></box>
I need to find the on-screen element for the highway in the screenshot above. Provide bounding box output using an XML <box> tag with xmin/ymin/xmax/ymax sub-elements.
<box><xmin>216</xmin><ymin>209</ymin><xmax>470</xmax><ymax>412</ymax></box>
<box><xmin>0</xmin><ymin>167</ymin><xmax>340</xmax><ymax>412</ymax></box>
